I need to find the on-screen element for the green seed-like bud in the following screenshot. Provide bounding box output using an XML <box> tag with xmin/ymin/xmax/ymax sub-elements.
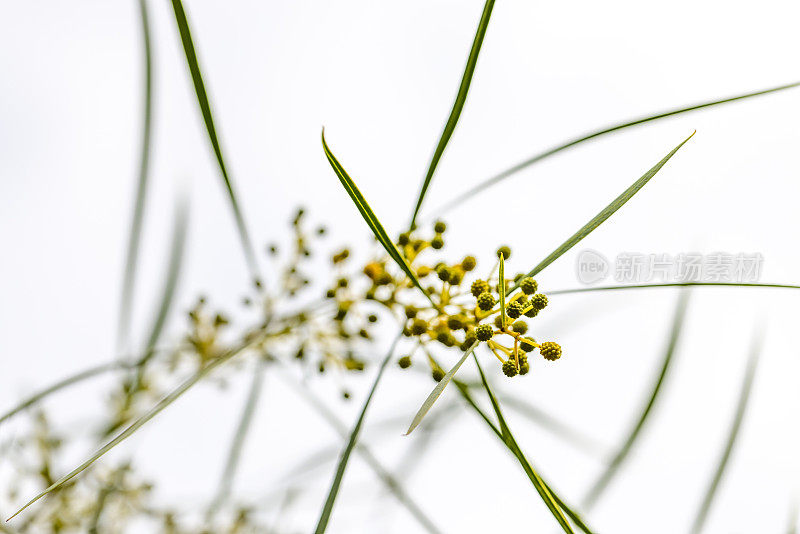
<box><xmin>368</xmin><ymin>314</ymin><xmax>378</xmax><ymax>323</ymax></box>
<box><xmin>511</xmin><ymin>320</ymin><xmax>528</xmax><ymax>334</ymax></box>
<box><xmin>520</xmin><ymin>277</ymin><xmax>538</xmax><ymax>295</ymax></box>
<box><xmin>477</xmin><ymin>292</ymin><xmax>495</xmax><ymax>311</ymax></box>
<box><xmin>506</xmin><ymin>301</ymin><xmax>524</xmax><ymax>319</ymax></box>
<box><xmin>502</xmin><ymin>359</ymin><xmax>518</xmax><ymax>377</ymax></box>
<box><xmin>531</xmin><ymin>294</ymin><xmax>548</xmax><ymax>311</ymax></box>
<box><xmin>325</xmin><ymin>289</ymin><xmax>336</xmax><ymax>299</ymax></box>
<box><xmin>411</xmin><ymin>318</ymin><xmax>428</xmax><ymax>336</ymax></box>
<box><xmin>475</xmin><ymin>324</ymin><xmax>494</xmax><ymax>341</ymax></box>
<box><xmin>434</xmin><ymin>220</ymin><xmax>447</xmax><ymax>234</ymax></box>
<box><xmin>432</xmin><ymin>368</ymin><xmax>445</xmax><ymax>382</ymax></box>
<box><xmin>398</xmin><ymin>356</ymin><xmax>412</xmax><ymax>369</ymax></box>
<box><xmin>431</xmin><ymin>236</ymin><xmax>444</xmax><ymax>250</ymax></box>
<box><xmin>524</xmin><ymin>307</ymin><xmax>539</xmax><ymax>318</ymax></box>
<box><xmin>519</xmin><ymin>337</ymin><xmax>537</xmax><ymax>352</ymax></box>
<box><xmin>449</xmin><ymin>268</ymin><xmax>464</xmax><ymax>285</ymax></box>
<box><xmin>447</xmin><ymin>315</ymin><xmax>465</xmax><ymax>330</ymax></box>
<box><xmin>494</xmin><ymin>315</ymin><xmax>504</xmax><ymax>328</ymax></box>
<box><xmin>464</xmin><ymin>328</ymin><xmax>477</xmax><ymax>346</ymax></box>
<box><xmin>404</xmin><ymin>306</ymin><xmax>418</xmax><ymax>319</ymax></box>
<box><xmin>496</xmin><ymin>246</ymin><xmax>511</xmax><ymax>259</ymax></box>
<box><xmin>471</xmin><ymin>279</ymin><xmax>489</xmax><ymax>297</ymax></box>
<box><xmin>461</xmin><ymin>256</ymin><xmax>477</xmax><ymax>271</ymax></box>
<box><xmin>436</xmin><ymin>265</ymin><xmax>450</xmax><ymax>282</ymax></box>
<box><xmin>398</xmin><ymin>232</ymin><xmax>410</xmax><ymax>246</ymax></box>
<box><xmin>540</xmin><ymin>341</ymin><xmax>562</xmax><ymax>361</ymax></box>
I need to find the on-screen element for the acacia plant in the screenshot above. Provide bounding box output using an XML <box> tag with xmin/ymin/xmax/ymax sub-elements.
<box><xmin>1</xmin><ymin>1</ymin><xmax>799</xmax><ymax>533</ymax></box>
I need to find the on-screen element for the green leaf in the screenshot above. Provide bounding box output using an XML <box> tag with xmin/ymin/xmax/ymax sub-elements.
<box><xmin>471</xmin><ymin>355</ymin><xmax>579</xmax><ymax>534</ymax></box>
<box><xmin>512</xmin><ymin>131</ymin><xmax>695</xmax><ymax>293</ymax></box>
<box><xmin>314</xmin><ymin>332</ymin><xmax>402</xmax><ymax>534</ymax></box>
<box><xmin>7</xmin><ymin>337</ymin><xmax>254</xmax><ymax>521</ymax></box>
<box><xmin>404</xmin><ymin>342</ymin><xmax>478</xmax><ymax>435</ymax></box>
<box><xmin>690</xmin><ymin>332</ymin><xmax>761</xmax><ymax>534</ymax></box>
<box><xmin>433</xmin><ymin>81</ymin><xmax>799</xmax><ymax>215</ymax></box>
<box><xmin>279</xmin><ymin>363</ymin><xmax>443</xmax><ymax>534</ymax></box>
<box><xmin>549</xmin><ymin>281</ymin><xmax>800</xmax><ymax>296</ymax></box>
<box><xmin>0</xmin><ymin>362</ymin><xmax>135</xmax><ymax>427</ymax></box>
<box><xmin>321</xmin><ymin>130</ymin><xmax>439</xmax><ymax>310</ymax></box>
<box><xmin>142</xmin><ymin>194</ymin><xmax>189</xmax><ymax>354</ymax></box>
<box><xmin>408</xmin><ymin>0</ymin><xmax>495</xmax><ymax>229</ymax></box>
<box><xmin>582</xmin><ymin>289</ymin><xmax>691</xmax><ymax>509</ymax></box>
<box><xmin>451</xmin><ymin>378</ymin><xmax>596</xmax><ymax>534</ymax></box>
<box><xmin>117</xmin><ymin>0</ymin><xmax>155</xmax><ymax>353</ymax></box>
<box><xmin>498</xmin><ymin>254</ymin><xmax>506</xmax><ymax>329</ymax></box>
<box><xmin>169</xmin><ymin>0</ymin><xmax>260</xmax><ymax>282</ymax></box>
<box><xmin>208</xmin><ymin>357</ymin><xmax>267</xmax><ymax>517</ymax></box>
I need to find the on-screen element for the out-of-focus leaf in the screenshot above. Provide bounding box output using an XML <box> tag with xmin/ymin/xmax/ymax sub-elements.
<box><xmin>433</xmin><ymin>81</ymin><xmax>799</xmax><ymax>216</ymax></box>
<box><xmin>582</xmin><ymin>290</ymin><xmax>691</xmax><ymax>509</ymax></box>
<box><xmin>690</xmin><ymin>332</ymin><xmax>761</xmax><ymax>534</ymax></box>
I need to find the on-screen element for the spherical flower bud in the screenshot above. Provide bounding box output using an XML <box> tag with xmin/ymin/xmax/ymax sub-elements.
<box><xmin>540</xmin><ymin>341</ymin><xmax>562</xmax><ymax>361</ymax></box>
<box><xmin>494</xmin><ymin>315</ymin><xmax>504</xmax><ymax>328</ymax></box>
<box><xmin>436</xmin><ymin>265</ymin><xmax>450</xmax><ymax>282</ymax></box>
<box><xmin>520</xmin><ymin>277</ymin><xmax>538</xmax><ymax>295</ymax></box>
<box><xmin>506</xmin><ymin>301</ymin><xmax>524</xmax><ymax>319</ymax></box>
<box><xmin>410</xmin><ymin>318</ymin><xmax>428</xmax><ymax>336</ymax></box>
<box><xmin>477</xmin><ymin>292</ymin><xmax>495</xmax><ymax>311</ymax></box>
<box><xmin>448</xmin><ymin>268</ymin><xmax>464</xmax><ymax>285</ymax></box>
<box><xmin>511</xmin><ymin>320</ymin><xmax>528</xmax><ymax>334</ymax></box>
<box><xmin>398</xmin><ymin>356</ymin><xmax>412</xmax><ymax>369</ymax></box>
<box><xmin>461</xmin><ymin>256</ymin><xmax>477</xmax><ymax>272</ymax></box>
<box><xmin>519</xmin><ymin>337</ymin><xmax>537</xmax><ymax>352</ymax></box>
<box><xmin>398</xmin><ymin>232</ymin><xmax>410</xmax><ymax>246</ymax></box>
<box><xmin>471</xmin><ymin>279</ymin><xmax>489</xmax><ymax>297</ymax></box>
<box><xmin>531</xmin><ymin>294</ymin><xmax>548</xmax><ymax>311</ymax></box>
<box><xmin>502</xmin><ymin>359</ymin><xmax>518</xmax><ymax>377</ymax></box>
<box><xmin>464</xmin><ymin>328</ymin><xmax>477</xmax><ymax>346</ymax></box>
<box><xmin>447</xmin><ymin>315</ymin><xmax>465</xmax><ymax>330</ymax></box>
<box><xmin>431</xmin><ymin>236</ymin><xmax>444</xmax><ymax>250</ymax></box>
<box><xmin>434</xmin><ymin>220</ymin><xmax>447</xmax><ymax>234</ymax></box>
<box><xmin>475</xmin><ymin>324</ymin><xmax>494</xmax><ymax>341</ymax></box>
<box><xmin>496</xmin><ymin>246</ymin><xmax>511</xmax><ymax>259</ymax></box>
<box><xmin>524</xmin><ymin>307</ymin><xmax>539</xmax><ymax>318</ymax></box>
<box><xmin>432</xmin><ymin>368</ymin><xmax>445</xmax><ymax>382</ymax></box>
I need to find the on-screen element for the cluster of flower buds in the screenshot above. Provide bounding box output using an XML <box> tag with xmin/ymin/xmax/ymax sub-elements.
<box><xmin>344</xmin><ymin>221</ymin><xmax>565</xmax><ymax>381</ymax></box>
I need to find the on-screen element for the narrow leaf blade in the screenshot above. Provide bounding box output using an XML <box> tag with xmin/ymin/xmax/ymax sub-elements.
<box><xmin>433</xmin><ymin>81</ymin><xmax>799</xmax><ymax>215</ymax></box>
<box><xmin>472</xmin><ymin>355</ymin><xmax>575</xmax><ymax>534</ymax></box>
<box><xmin>117</xmin><ymin>0</ymin><xmax>155</xmax><ymax>353</ymax></box>
<box><xmin>405</xmin><ymin>342</ymin><xmax>478</xmax><ymax>435</ymax></box>
<box><xmin>516</xmin><ymin>131</ymin><xmax>695</xmax><ymax>290</ymax></box>
<box><xmin>409</xmin><ymin>0</ymin><xmax>495</xmax><ymax>228</ymax></box>
<box><xmin>314</xmin><ymin>332</ymin><xmax>402</xmax><ymax>534</ymax></box>
<box><xmin>582</xmin><ymin>289</ymin><xmax>691</xmax><ymax>509</ymax></box>
<box><xmin>690</xmin><ymin>332</ymin><xmax>761</xmax><ymax>534</ymax></box>
<box><xmin>321</xmin><ymin>130</ymin><xmax>438</xmax><ymax>309</ymax></box>
<box><xmin>169</xmin><ymin>0</ymin><xmax>259</xmax><ymax>282</ymax></box>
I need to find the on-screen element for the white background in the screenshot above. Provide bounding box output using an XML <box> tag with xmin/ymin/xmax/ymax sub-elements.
<box><xmin>1</xmin><ymin>1</ymin><xmax>799</xmax><ymax>532</ymax></box>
